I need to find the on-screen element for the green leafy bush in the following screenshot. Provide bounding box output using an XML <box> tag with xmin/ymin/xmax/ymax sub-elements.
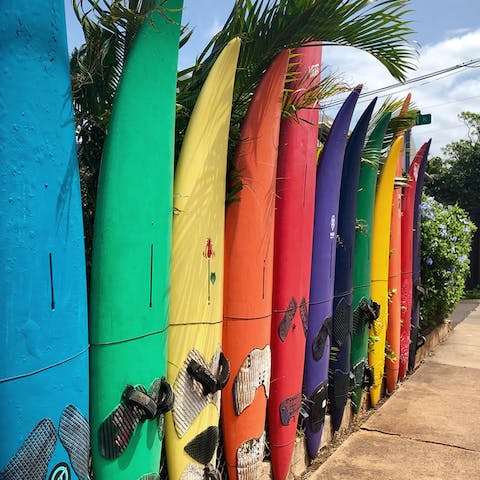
<box><xmin>420</xmin><ymin>195</ymin><xmax>477</xmax><ymax>329</ymax></box>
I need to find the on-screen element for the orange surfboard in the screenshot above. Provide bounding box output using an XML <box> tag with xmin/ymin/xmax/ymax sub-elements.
<box><xmin>386</xmin><ymin>94</ymin><xmax>411</xmax><ymax>394</ymax></box>
<box><xmin>222</xmin><ymin>51</ymin><xmax>290</xmax><ymax>480</ymax></box>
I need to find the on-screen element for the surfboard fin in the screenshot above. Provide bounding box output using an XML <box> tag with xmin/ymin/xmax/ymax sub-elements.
<box><xmin>98</xmin><ymin>377</ymin><xmax>174</xmax><ymax>460</ymax></box>
<box><xmin>0</xmin><ymin>418</ymin><xmax>57</xmax><ymax>480</ymax></box>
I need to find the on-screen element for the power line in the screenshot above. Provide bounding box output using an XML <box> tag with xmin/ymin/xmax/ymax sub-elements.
<box><xmin>322</xmin><ymin>58</ymin><xmax>480</xmax><ymax>108</ymax></box>
<box><xmin>351</xmin><ymin>80</ymin><xmax>480</xmax><ymax>109</ymax></box>
<box><xmin>419</xmin><ymin>94</ymin><xmax>480</xmax><ymax>111</ymax></box>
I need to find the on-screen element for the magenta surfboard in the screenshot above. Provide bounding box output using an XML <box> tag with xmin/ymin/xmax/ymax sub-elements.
<box><xmin>268</xmin><ymin>45</ymin><xmax>322</xmax><ymax>480</ymax></box>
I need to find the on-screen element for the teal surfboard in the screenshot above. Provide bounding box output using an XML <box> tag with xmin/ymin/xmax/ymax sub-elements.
<box><xmin>89</xmin><ymin>2</ymin><xmax>183</xmax><ymax>478</ymax></box>
<box><xmin>0</xmin><ymin>2</ymin><xmax>89</xmax><ymax>479</ymax></box>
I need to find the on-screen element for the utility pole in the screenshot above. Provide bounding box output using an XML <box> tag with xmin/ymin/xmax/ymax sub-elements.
<box><xmin>404</xmin><ymin>129</ymin><xmax>411</xmax><ymax>171</ymax></box>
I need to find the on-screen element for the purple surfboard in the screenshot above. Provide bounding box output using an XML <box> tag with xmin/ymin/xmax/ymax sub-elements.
<box><xmin>408</xmin><ymin>139</ymin><xmax>431</xmax><ymax>371</ymax></box>
<box><xmin>329</xmin><ymin>98</ymin><xmax>376</xmax><ymax>432</ymax></box>
<box><xmin>303</xmin><ymin>86</ymin><xmax>361</xmax><ymax>458</ymax></box>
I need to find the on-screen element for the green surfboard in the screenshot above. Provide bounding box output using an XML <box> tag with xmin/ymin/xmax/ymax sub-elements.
<box><xmin>350</xmin><ymin>112</ymin><xmax>391</xmax><ymax>412</ymax></box>
<box><xmin>89</xmin><ymin>2</ymin><xmax>182</xmax><ymax>478</ymax></box>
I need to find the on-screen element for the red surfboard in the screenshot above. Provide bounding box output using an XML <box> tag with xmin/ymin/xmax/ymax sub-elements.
<box><xmin>398</xmin><ymin>141</ymin><xmax>431</xmax><ymax>381</ymax></box>
<box><xmin>268</xmin><ymin>45</ymin><xmax>322</xmax><ymax>480</ymax></box>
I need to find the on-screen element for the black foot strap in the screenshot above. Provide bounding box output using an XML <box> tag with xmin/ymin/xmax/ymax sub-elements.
<box><xmin>414</xmin><ymin>284</ymin><xmax>426</xmax><ymax>301</ymax></box>
<box><xmin>353</xmin><ymin>298</ymin><xmax>380</xmax><ymax>335</ymax></box>
<box><xmin>204</xmin><ymin>464</ymin><xmax>221</xmax><ymax>480</ymax></box>
<box><xmin>308</xmin><ymin>381</ymin><xmax>328</xmax><ymax>433</ymax></box>
<box><xmin>99</xmin><ymin>377</ymin><xmax>174</xmax><ymax>459</ymax></box>
<box><xmin>362</xmin><ymin>365</ymin><xmax>374</xmax><ymax>388</ymax></box>
<box><xmin>351</xmin><ymin>361</ymin><xmax>374</xmax><ymax>390</ymax></box>
<box><xmin>187</xmin><ymin>351</ymin><xmax>230</xmax><ymax>396</ymax></box>
<box><xmin>409</xmin><ymin>324</ymin><xmax>426</xmax><ymax>360</ymax></box>
<box><xmin>352</xmin><ymin>361</ymin><xmax>364</xmax><ymax>389</ymax></box>
<box><xmin>417</xmin><ymin>334</ymin><xmax>426</xmax><ymax>349</ymax></box>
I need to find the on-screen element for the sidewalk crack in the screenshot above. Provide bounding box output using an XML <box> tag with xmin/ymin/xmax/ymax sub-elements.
<box><xmin>360</xmin><ymin>427</ymin><xmax>480</xmax><ymax>453</ymax></box>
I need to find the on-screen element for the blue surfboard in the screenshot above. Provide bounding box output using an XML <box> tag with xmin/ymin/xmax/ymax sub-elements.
<box><xmin>0</xmin><ymin>2</ymin><xmax>89</xmax><ymax>479</ymax></box>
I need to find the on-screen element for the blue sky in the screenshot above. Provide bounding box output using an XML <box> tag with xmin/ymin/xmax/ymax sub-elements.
<box><xmin>64</xmin><ymin>0</ymin><xmax>480</xmax><ymax>156</ymax></box>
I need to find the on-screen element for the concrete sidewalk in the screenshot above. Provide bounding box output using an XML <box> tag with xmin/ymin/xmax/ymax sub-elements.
<box><xmin>308</xmin><ymin>302</ymin><xmax>480</xmax><ymax>480</ymax></box>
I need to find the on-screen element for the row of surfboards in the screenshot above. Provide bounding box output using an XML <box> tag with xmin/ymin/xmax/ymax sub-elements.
<box><xmin>0</xmin><ymin>2</ymin><xmax>432</xmax><ymax>480</ymax></box>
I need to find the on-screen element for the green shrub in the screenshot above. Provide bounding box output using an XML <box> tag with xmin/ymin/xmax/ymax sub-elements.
<box><xmin>463</xmin><ymin>289</ymin><xmax>480</xmax><ymax>299</ymax></box>
<box><xmin>420</xmin><ymin>195</ymin><xmax>477</xmax><ymax>329</ymax></box>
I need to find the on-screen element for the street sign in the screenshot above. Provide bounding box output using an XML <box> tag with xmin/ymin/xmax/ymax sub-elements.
<box><xmin>416</xmin><ymin>112</ymin><xmax>432</xmax><ymax>125</ymax></box>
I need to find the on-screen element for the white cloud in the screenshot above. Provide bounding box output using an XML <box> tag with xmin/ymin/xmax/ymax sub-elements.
<box><xmin>444</xmin><ymin>27</ymin><xmax>472</xmax><ymax>41</ymax></box>
<box><xmin>321</xmin><ymin>28</ymin><xmax>480</xmax><ymax>156</ymax></box>
<box><xmin>207</xmin><ymin>18</ymin><xmax>222</xmax><ymax>38</ymax></box>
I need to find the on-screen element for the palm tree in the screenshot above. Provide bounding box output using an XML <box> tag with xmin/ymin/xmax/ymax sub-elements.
<box><xmin>70</xmin><ymin>0</ymin><xmax>190</xmax><ymax>278</ymax></box>
<box><xmin>70</xmin><ymin>0</ymin><xmax>417</xmax><ymax>274</ymax></box>
<box><xmin>177</xmin><ymin>0</ymin><xmax>416</xmax><ymax>154</ymax></box>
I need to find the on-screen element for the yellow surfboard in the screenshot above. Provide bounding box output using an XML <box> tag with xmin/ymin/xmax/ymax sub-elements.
<box><xmin>165</xmin><ymin>38</ymin><xmax>241</xmax><ymax>480</ymax></box>
<box><xmin>369</xmin><ymin>135</ymin><xmax>404</xmax><ymax>406</ymax></box>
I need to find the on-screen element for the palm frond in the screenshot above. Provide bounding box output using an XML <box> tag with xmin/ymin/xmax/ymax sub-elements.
<box><xmin>176</xmin><ymin>0</ymin><xmax>417</xmax><ymax>177</ymax></box>
<box><xmin>71</xmin><ymin>0</ymin><xmax>178</xmax><ymax>134</ymax></box>
<box><xmin>361</xmin><ymin>95</ymin><xmax>418</xmax><ymax>175</ymax></box>
<box><xmin>282</xmin><ymin>60</ymin><xmax>351</xmax><ymax>121</ymax></box>
<box><xmin>381</xmin><ymin>95</ymin><xmax>419</xmax><ymax>152</ymax></box>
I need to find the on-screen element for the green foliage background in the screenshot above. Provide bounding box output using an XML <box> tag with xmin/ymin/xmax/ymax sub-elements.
<box><xmin>419</xmin><ymin>195</ymin><xmax>476</xmax><ymax>329</ymax></box>
<box><xmin>425</xmin><ymin>111</ymin><xmax>480</xmax><ymax>290</ymax></box>
<box><xmin>426</xmin><ymin>112</ymin><xmax>480</xmax><ymax>212</ymax></box>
